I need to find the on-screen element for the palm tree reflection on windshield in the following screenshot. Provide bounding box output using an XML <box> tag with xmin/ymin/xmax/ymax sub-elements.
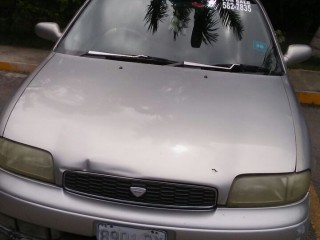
<box><xmin>144</xmin><ymin>0</ymin><xmax>244</xmax><ymax>48</ymax></box>
<box><xmin>170</xmin><ymin>5</ymin><xmax>192</xmax><ymax>40</ymax></box>
<box><xmin>217</xmin><ymin>2</ymin><xmax>243</xmax><ymax>40</ymax></box>
<box><xmin>191</xmin><ymin>6</ymin><xmax>218</xmax><ymax>47</ymax></box>
<box><xmin>144</xmin><ymin>0</ymin><xmax>168</xmax><ymax>33</ymax></box>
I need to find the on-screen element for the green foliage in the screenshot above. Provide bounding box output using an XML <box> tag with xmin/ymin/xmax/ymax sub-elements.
<box><xmin>261</xmin><ymin>0</ymin><xmax>320</xmax><ymax>34</ymax></box>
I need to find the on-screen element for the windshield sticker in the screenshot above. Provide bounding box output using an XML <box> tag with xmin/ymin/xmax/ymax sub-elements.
<box><xmin>192</xmin><ymin>2</ymin><xmax>205</xmax><ymax>8</ymax></box>
<box><xmin>253</xmin><ymin>40</ymin><xmax>268</xmax><ymax>53</ymax></box>
<box><xmin>192</xmin><ymin>0</ymin><xmax>218</xmax><ymax>9</ymax></box>
<box><xmin>222</xmin><ymin>0</ymin><xmax>252</xmax><ymax>12</ymax></box>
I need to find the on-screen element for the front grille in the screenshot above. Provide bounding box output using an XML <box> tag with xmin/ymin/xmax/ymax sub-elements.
<box><xmin>63</xmin><ymin>171</ymin><xmax>218</xmax><ymax>210</ymax></box>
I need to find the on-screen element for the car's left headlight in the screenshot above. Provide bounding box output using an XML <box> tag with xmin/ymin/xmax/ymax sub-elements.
<box><xmin>227</xmin><ymin>171</ymin><xmax>311</xmax><ymax>207</ymax></box>
<box><xmin>0</xmin><ymin>138</ymin><xmax>54</xmax><ymax>183</ymax></box>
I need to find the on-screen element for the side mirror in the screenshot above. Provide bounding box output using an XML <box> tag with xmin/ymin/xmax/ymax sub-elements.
<box><xmin>284</xmin><ymin>44</ymin><xmax>312</xmax><ymax>67</ymax></box>
<box><xmin>35</xmin><ymin>22</ymin><xmax>62</xmax><ymax>42</ymax></box>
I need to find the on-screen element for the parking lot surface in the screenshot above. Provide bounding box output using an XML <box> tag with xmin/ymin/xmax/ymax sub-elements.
<box><xmin>0</xmin><ymin>70</ymin><xmax>319</xmax><ymax>239</ymax></box>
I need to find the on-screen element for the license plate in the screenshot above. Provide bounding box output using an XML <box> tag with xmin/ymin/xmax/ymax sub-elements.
<box><xmin>96</xmin><ymin>223</ymin><xmax>167</xmax><ymax>240</ymax></box>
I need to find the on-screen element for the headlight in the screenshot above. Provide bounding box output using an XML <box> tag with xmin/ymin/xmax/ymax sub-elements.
<box><xmin>0</xmin><ymin>138</ymin><xmax>54</xmax><ymax>183</ymax></box>
<box><xmin>227</xmin><ymin>171</ymin><xmax>311</xmax><ymax>207</ymax></box>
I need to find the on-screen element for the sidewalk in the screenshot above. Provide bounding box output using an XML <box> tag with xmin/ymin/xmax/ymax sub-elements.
<box><xmin>0</xmin><ymin>45</ymin><xmax>49</xmax><ymax>73</ymax></box>
<box><xmin>1</xmin><ymin>45</ymin><xmax>320</xmax><ymax>105</ymax></box>
<box><xmin>289</xmin><ymin>69</ymin><xmax>320</xmax><ymax>105</ymax></box>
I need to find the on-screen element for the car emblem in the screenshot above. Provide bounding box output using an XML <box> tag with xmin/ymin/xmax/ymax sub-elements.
<box><xmin>130</xmin><ymin>187</ymin><xmax>146</xmax><ymax>198</ymax></box>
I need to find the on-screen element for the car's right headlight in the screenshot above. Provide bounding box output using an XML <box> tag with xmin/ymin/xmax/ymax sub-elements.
<box><xmin>227</xmin><ymin>171</ymin><xmax>311</xmax><ymax>207</ymax></box>
<box><xmin>0</xmin><ymin>138</ymin><xmax>54</xmax><ymax>183</ymax></box>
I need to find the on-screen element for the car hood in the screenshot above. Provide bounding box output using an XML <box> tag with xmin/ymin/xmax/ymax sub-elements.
<box><xmin>4</xmin><ymin>53</ymin><xmax>296</xmax><ymax>200</ymax></box>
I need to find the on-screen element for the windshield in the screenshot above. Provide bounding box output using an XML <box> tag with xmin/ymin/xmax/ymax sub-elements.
<box><xmin>56</xmin><ymin>0</ymin><xmax>284</xmax><ymax>75</ymax></box>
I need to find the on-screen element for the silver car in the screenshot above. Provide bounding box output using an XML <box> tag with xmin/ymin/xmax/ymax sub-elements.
<box><xmin>0</xmin><ymin>0</ymin><xmax>313</xmax><ymax>239</ymax></box>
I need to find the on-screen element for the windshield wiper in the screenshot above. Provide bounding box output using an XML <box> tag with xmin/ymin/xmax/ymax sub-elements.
<box><xmin>80</xmin><ymin>53</ymin><xmax>282</xmax><ymax>75</ymax></box>
<box><xmin>170</xmin><ymin>62</ymin><xmax>240</xmax><ymax>71</ymax></box>
<box><xmin>171</xmin><ymin>62</ymin><xmax>281</xmax><ymax>75</ymax></box>
<box><xmin>231</xmin><ymin>64</ymin><xmax>283</xmax><ymax>75</ymax></box>
<box><xmin>81</xmin><ymin>51</ymin><xmax>176</xmax><ymax>65</ymax></box>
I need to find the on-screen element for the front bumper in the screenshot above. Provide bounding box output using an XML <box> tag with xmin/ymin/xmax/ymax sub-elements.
<box><xmin>0</xmin><ymin>169</ymin><xmax>310</xmax><ymax>240</ymax></box>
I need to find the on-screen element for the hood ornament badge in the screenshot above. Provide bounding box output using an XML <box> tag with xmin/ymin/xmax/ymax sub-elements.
<box><xmin>130</xmin><ymin>187</ymin><xmax>146</xmax><ymax>198</ymax></box>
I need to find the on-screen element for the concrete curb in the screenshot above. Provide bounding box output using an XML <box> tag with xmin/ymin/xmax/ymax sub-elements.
<box><xmin>1</xmin><ymin>60</ymin><xmax>320</xmax><ymax>106</ymax></box>
<box><xmin>0</xmin><ymin>61</ymin><xmax>37</xmax><ymax>74</ymax></box>
<box><xmin>296</xmin><ymin>91</ymin><xmax>320</xmax><ymax>106</ymax></box>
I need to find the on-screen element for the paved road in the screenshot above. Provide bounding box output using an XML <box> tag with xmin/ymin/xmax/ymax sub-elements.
<box><xmin>302</xmin><ymin>106</ymin><xmax>320</xmax><ymax>240</ymax></box>
<box><xmin>0</xmin><ymin>70</ymin><xmax>319</xmax><ymax>239</ymax></box>
<box><xmin>0</xmin><ymin>71</ymin><xmax>26</xmax><ymax>110</ymax></box>
<box><xmin>303</xmin><ymin>106</ymin><xmax>320</xmax><ymax>196</ymax></box>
